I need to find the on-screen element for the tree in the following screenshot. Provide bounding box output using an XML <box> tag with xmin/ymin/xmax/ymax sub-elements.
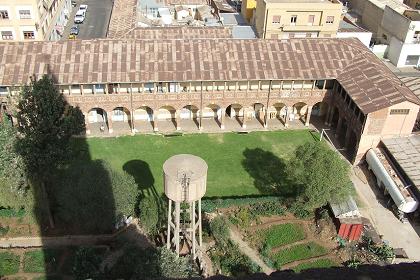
<box><xmin>138</xmin><ymin>196</ymin><xmax>159</xmax><ymax>234</ymax></box>
<box><xmin>54</xmin><ymin>160</ymin><xmax>138</xmax><ymax>234</ymax></box>
<box><xmin>0</xmin><ymin>113</ymin><xmax>30</xmax><ymax>210</ymax></box>
<box><xmin>15</xmin><ymin>75</ymin><xmax>85</xmax><ymax>226</ymax></box>
<box><xmin>288</xmin><ymin>142</ymin><xmax>353</xmax><ymax>210</ymax></box>
<box><xmin>157</xmin><ymin>247</ymin><xmax>196</xmax><ymax>278</ymax></box>
<box><xmin>72</xmin><ymin>247</ymin><xmax>102</xmax><ymax>280</ymax></box>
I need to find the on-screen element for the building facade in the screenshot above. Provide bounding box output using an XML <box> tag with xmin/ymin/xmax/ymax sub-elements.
<box><xmin>0</xmin><ymin>0</ymin><xmax>71</xmax><ymax>41</ymax></box>
<box><xmin>252</xmin><ymin>0</ymin><xmax>343</xmax><ymax>39</ymax></box>
<box><xmin>347</xmin><ymin>0</ymin><xmax>420</xmax><ymax>67</ymax></box>
<box><xmin>0</xmin><ymin>37</ymin><xmax>419</xmax><ymax>164</ymax></box>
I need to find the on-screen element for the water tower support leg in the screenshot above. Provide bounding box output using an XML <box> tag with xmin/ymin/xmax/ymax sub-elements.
<box><xmin>175</xmin><ymin>201</ymin><xmax>181</xmax><ymax>256</ymax></box>
<box><xmin>167</xmin><ymin>199</ymin><xmax>172</xmax><ymax>250</ymax></box>
<box><xmin>192</xmin><ymin>201</ymin><xmax>196</xmax><ymax>259</ymax></box>
<box><xmin>198</xmin><ymin>199</ymin><xmax>202</xmax><ymax>247</ymax></box>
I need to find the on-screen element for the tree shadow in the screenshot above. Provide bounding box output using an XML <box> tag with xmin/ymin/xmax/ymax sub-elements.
<box><xmin>242</xmin><ymin>148</ymin><xmax>297</xmax><ymax>197</ymax></box>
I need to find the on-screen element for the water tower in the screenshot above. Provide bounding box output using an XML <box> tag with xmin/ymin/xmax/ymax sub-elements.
<box><xmin>163</xmin><ymin>154</ymin><xmax>207</xmax><ymax>259</ymax></box>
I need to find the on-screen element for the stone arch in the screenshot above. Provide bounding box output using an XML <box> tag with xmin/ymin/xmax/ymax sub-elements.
<box><xmin>180</xmin><ymin>105</ymin><xmax>200</xmax><ymax>120</ymax></box>
<box><xmin>111</xmin><ymin>106</ymin><xmax>131</xmax><ymax>122</ymax></box>
<box><xmin>226</xmin><ymin>103</ymin><xmax>243</xmax><ymax>118</ymax></box>
<box><xmin>268</xmin><ymin>102</ymin><xmax>287</xmax><ymax>120</ymax></box>
<box><xmin>203</xmin><ymin>104</ymin><xmax>221</xmax><ymax>119</ymax></box>
<box><xmin>311</xmin><ymin>101</ymin><xmax>329</xmax><ymax>117</ymax></box>
<box><xmin>157</xmin><ymin>105</ymin><xmax>176</xmax><ymax>120</ymax></box>
<box><xmin>134</xmin><ymin>106</ymin><xmax>154</xmax><ymax>122</ymax></box>
<box><xmin>87</xmin><ymin>107</ymin><xmax>108</xmax><ymax>124</ymax></box>
<box><xmin>292</xmin><ymin>102</ymin><xmax>308</xmax><ymax>120</ymax></box>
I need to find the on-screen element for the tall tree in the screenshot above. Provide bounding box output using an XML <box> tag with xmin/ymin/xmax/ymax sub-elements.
<box><xmin>15</xmin><ymin>75</ymin><xmax>85</xmax><ymax>227</ymax></box>
<box><xmin>0</xmin><ymin>113</ymin><xmax>30</xmax><ymax>209</ymax></box>
<box><xmin>288</xmin><ymin>142</ymin><xmax>353</xmax><ymax>210</ymax></box>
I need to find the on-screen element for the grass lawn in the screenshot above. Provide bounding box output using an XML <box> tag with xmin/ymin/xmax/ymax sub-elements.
<box><xmin>258</xmin><ymin>223</ymin><xmax>305</xmax><ymax>248</ymax></box>
<box><xmin>292</xmin><ymin>258</ymin><xmax>336</xmax><ymax>272</ymax></box>
<box><xmin>271</xmin><ymin>242</ymin><xmax>328</xmax><ymax>268</ymax></box>
<box><xmin>0</xmin><ymin>251</ymin><xmax>20</xmax><ymax>276</ymax></box>
<box><xmin>75</xmin><ymin>130</ymin><xmax>317</xmax><ymax>197</ymax></box>
<box><xmin>23</xmin><ymin>249</ymin><xmax>61</xmax><ymax>273</ymax></box>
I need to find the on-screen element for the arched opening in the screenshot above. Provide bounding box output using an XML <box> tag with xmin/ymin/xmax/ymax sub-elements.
<box><xmin>134</xmin><ymin>106</ymin><xmax>154</xmax><ymax>132</ymax></box>
<box><xmin>156</xmin><ymin>106</ymin><xmax>176</xmax><ymax>131</ymax></box>
<box><xmin>180</xmin><ymin>105</ymin><xmax>200</xmax><ymax>129</ymax></box>
<box><xmin>311</xmin><ymin>102</ymin><xmax>329</xmax><ymax>118</ymax></box>
<box><xmin>111</xmin><ymin>106</ymin><xmax>132</xmax><ymax>133</ymax></box>
<box><xmin>203</xmin><ymin>104</ymin><xmax>222</xmax><ymax>128</ymax></box>
<box><xmin>226</xmin><ymin>104</ymin><xmax>244</xmax><ymax>127</ymax></box>
<box><xmin>291</xmin><ymin>102</ymin><xmax>308</xmax><ymax>124</ymax></box>
<box><xmin>252</xmin><ymin>103</ymin><xmax>265</xmax><ymax>126</ymax></box>
<box><xmin>87</xmin><ymin>107</ymin><xmax>109</xmax><ymax>133</ymax></box>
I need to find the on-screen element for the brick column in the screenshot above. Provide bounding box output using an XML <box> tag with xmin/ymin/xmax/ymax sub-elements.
<box><xmin>285</xmin><ymin>106</ymin><xmax>291</xmax><ymax>128</ymax></box>
<box><xmin>130</xmin><ymin>110</ymin><xmax>136</xmax><ymax>134</ymax></box>
<box><xmin>220</xmin><ymin>107</ymin><xmax>226</xmax><ymax>130</ymax></box>
<box><xmin>107</xmin><ymin>111</ymin><xmax>113</xmax><ymax>134</ymax></box>
<box><xmin>242</xmin><ymin>108</ymin><xmax>247</xmax><ymax>129</ymax></box>
<box><xmin>153</xmin><ymin>113</ymin><xmax>159</xmax><ymax>132</ymax></box>
<box><xmin>176</xmin><ymin>110</ymin><xmax>181</xmax><ymax>131</ymax></box>
<box><xmin>305</xmin><ymin>105</ymin><xmax>313</xmax><ymax>126</ymax></box>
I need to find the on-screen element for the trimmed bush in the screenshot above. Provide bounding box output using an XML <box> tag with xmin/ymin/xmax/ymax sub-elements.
<box><xmin>272</xmin><ymin>242</ymin><xmax>327</xmax><ymax>267</ymax></box>
<box><xmin>0</xmin><ymin>251</ymin><xmax>20</xmax><ymax>276</ymax></box>
<box><xmin>293</xmin><ymin>258</ymin><xmax>336</xmax><ymax>272</ymax></box>
<box><xmin>259</xmin><ymin>223</ymin><xmax>305</xmax><ymax>248</ymax></box>
<box><xmin>0</xmin><ymin>208</ymin><xmax>25</xmax><ymax>218</ymax></box>
<box><xmin>202</xmin><ymin>196</ymin><xmax>281</xmax><ymax>212</ymax></box>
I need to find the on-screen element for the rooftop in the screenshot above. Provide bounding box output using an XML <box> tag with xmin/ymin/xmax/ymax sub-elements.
<box><xmin>107</xmin><ymin>0</ymin><xmax>138</xmax><ymax>38</ymax></box>
<box><xmin>382</xmin><ymin>135</ymin><xmax>420</xmax><ymax>190</ymax></box>
<box><xmin>264</xmin><ymin>0</ymin><xmax>339</xmax><ymax>4</ymax></box>
<box><xmin>122</xmin><ymin>26</ymin><xmax>233</xmax><ymax>39</ymax></box>
<box><xmin>399</xmin><ymin>76</ymin><xmax>420</xmax><ymax>100</ymax></box>
<box><xmin>338</xmin><ymin>20</ymin><xmax>370</xmax><ymax>33</ymax></box>
<box><xmin>0</xmin><ymin>38</ymin><xmax>418</xmax><ymax>113</ymax></box>
<box><xmin>368</xmin><ymin>0</ymin><xmax>412</xmax><ymax>15</ymax></box>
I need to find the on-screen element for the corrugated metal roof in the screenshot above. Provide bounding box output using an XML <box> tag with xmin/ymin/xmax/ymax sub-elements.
<box><xmin>0</xmin><ymin>38</ymin><xmax>418</xmax><ymax>113</ymax></box>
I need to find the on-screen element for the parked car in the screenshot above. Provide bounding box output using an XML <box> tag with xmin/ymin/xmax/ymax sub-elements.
<box><xmin>68</xmin><ymin>34</ymin><xmax>76</xmax><ymax>40</ymax></box>
<box><xmin>70</xmin><ymin>25</ymin><xmax>79</xmax><ymax>35</ymax></box>
<box><xmin>79</xmin><ymin>4</ymin><xmax>88</xmax><ymax>12</ymax></box>
<box><xmin>74</xmin><ymin>10</ymin><xmax>85</xmax><ymax>23</ymax></box>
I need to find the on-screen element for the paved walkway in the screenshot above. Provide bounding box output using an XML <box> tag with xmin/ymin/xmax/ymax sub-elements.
<box><xmin>228</xmin><ymin>223</ymin><xmax>275</xmax><ymax>275</ymax></box>
<box><xmin>0</xmin><ymin>234</ymin><xmax>115</xmax><ymax>248</ymax></box>
<box><xmin>351</xmin><ymin>166</ymin><xmax>420</xmax><ymax>262</ymax></box>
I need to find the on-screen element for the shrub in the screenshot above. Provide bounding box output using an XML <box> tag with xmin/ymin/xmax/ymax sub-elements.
<box><xmin>0</xmin><ymin>208</ymin><xmax>25</xmax><ymax>218</ymax></box>
<box><xmin>110</xmin><ymin>246</ymin><xmax>159</xmax><ymax>279</ymax></box>
<box><xmin>288</xmin><ymin>202</ymin><xmax>313</xmax><ymax>219</ymax></box>
<box><xmin>210</xmin><ymin>216</ymin><xmax>230</xmax><ymax>246</ymax></box>
<box><xmin>259</xmin><ymin>223</ymin><xmax>305</xmax><ymax>248</ymax></box>
<box><xmin>72</xmin><ymin>247</ymin><xmax>103</xmax><ymax>280</ymax></box>
<box><xmin>272</xmin><ymin>242</ymin><xmax>327</xmax><ymax>267</ymax></box>
<box><xmin>0</xmin><ymin>225</ymin><xmax>9</xmax><ymax>236</ymax></box>
<box><xmin>293</xmin><ymin>258</ymin><xmax>336</xmax><ymax>272</ymax></box>
<box><xmin>138</xmin><ymin>196</ymin><xmax>159</xmax><ymax>234</ymax></box>
<box><xmin>0</xmin><ymin>252</ymin><xmax>20</xmax><ymax>276</ymax></box>
<box><xmin>249</xmin><ymin>201</ymin><xmax>286</xmax><ymax>217</ymax></box>
<box><xmin>158</xmin><ymin>247</ymin><xmax>198</xmax><ymax>278</ymax></box>
<box><xmin>202</xmin><ymin>196</ymin><xmax>281</xmax><ymax>212</ymax></box>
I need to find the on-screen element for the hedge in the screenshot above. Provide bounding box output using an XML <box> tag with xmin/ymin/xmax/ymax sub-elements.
<box><xmin>201</xmin><ymin>196</ymin><xmax>282</xmax><ymax>212</ymax></box>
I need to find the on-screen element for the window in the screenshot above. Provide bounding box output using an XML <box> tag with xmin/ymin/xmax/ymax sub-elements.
<box><xmin>272</xmin><ymin>15</ymin><xmax>280</xmax><ymax>24</ymax></box>
<box><xmin>290</xmin><ymin>15</ymin><xmax>297</xmax><ymax>25</ymax></box>
<box><xmin>149</xmin><ymin>7</ymin><xmax>158</xmax><ymax>17</ymax></box>
<box><xmin>326</xmin><ymin>16</ymin><xmax>334</xmax><ymax>24</ymax></box>
<box><xmin>1</xmin><ymin>31</ymin><xmax>13</xmax><ymax>40</ymax></box>
<box><xmin>390</xmin><ymin>109</ymin><xmax>410</xmax><ymax>115</ymax></box>
<box><xmin>0</xmin><ymin>86</ymin><xmax>8</xmax><ymax>96</ymax></box>
<box><xmin>308</xmin><ymin>15</ymin><xmax>314</xmax><ymax>25</ymax></box>
<box><xmin>0</xmin><ymin>10</ymin><xmax>9</xmax><ymax>19</ymax></box>
<box><xmin>23</xmin><ymin>31</ymin><xmax>35</xmax><ymax>39</ymax></box>
<box><xmin>315</xmin><ymin>80</ymin><xmax>325</xmax><ymax>89</ymax></box>
<box><xmin>19</xmin><ymin>10</ymin><xmax>31</xmax><ymax>19</ymax></box>
<box><xmin>405</xmin><ymin>55</ymin><xmax>420</xmax><ymax>65</ymax></box>
<box><xmin>414</xmin><ymin>31</ymin><xmax>420</xmax><ymax>42</ymax></box>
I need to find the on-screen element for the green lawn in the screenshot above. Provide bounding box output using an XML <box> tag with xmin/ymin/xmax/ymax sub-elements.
<box><xmin>271</xmin><ymin>242</ymin><xmax>328</xmax><ymax>268</ymax></box>
<box><xmin>75</xmin><ymin>130</ymin><xmax>316</xmax><ymax>197</ymax></box>
<box><xmin>258</xmin><ymin>223</ymin><xmax>305</xmax><ymax>248</ymax></box>
<box><xmin>292</xmin><ymin>258</ymin><xmax>336</xmax><ymax>272</ymax></box>
<box><xmin>0</xmin><ymin>251</ymin><xmax>20</xmax><ymax>276</ymax></box>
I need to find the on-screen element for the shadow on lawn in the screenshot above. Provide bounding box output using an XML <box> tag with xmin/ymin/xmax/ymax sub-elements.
<box><xmin>242</xmin><ymin>148</ymin><xmax>297</xmax><ymax>197</ymax></box>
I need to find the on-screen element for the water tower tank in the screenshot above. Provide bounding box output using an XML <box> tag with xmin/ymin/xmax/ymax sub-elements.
<box><xmin>163</xmin><ymin>154</ymin><xmax>207</xmax><ymax>202</ymax></box>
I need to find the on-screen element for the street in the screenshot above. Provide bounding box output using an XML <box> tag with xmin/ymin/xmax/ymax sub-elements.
<box><xmin>63</xmin><ymin>0</ymin><xmax>113</xmax><ymax>39</ymax></box>
<box><xmin>352</xmin><ymin>165</ymin><xmax>420</xmax><ymax>262</ymax></box>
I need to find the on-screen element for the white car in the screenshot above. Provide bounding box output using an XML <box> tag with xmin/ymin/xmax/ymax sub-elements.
<box><xmin>74</xmin><ymin>10</ymin><xmax>85</xmax><ymax>23</ymax></box>
<box><xmin>79</xmin><ymin>4</ymin><xmax>88</xmax><ymax>12</ymax></box>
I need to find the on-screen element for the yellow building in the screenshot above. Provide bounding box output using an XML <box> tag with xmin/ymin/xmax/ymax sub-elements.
<box><xmin>0</xmin><ymin>0</ymin><xmax>71</xmax><ymax>41</ymax></box>
<box><xmin>253</xmin><ymin>0</ymin><xmax>343</xmax><ymax>39</ymax></box>
<box><xmin>241</xmin><ymin>0</ymin><xmax>257</xmax><ymax>23</ymax></box>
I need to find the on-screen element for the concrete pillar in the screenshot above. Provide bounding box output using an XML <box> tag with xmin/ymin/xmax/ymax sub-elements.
<box><xmin>263</xmin><ymin>108</ymin><xmax>268</xmax><ymax>128</ymax></box>
<box><xmin>324</xmin><ymin>105</ymin><xmax>331</xmax><ymax>125</ymax></box>
<box><xmin>220</xmin><ymin>107</ymin><xmax>226</xmax><ymax>129</ymax></box>
<box><xmin>198</xmin><ymin>109</ymin><xmax>203</xmax><ymax>130</ymax></box>
<box><xmin>305</xmin><ymin>105</ymin><xmax>313</xmax><ymax>126</ymax></box>
<box><xmin>327</xmin><ymin>106</ymin><xmax>335</xmax><ymax>126</ymax></box>
<box><xmin>107</xmin><ymin>111</ymin><xmax>113</xmax><ymax>134</ymax></box>
<box><xmin>130</xmin><ymin>110</ymin><xmax>136</xmax><ymax>134</ymax></box>
<box><xmin>335</xmin><ymin>117</ymin><xmax>343</xmax><ymax>138</ymax></box>
<box><xmin>176</xmin><ymin>110</ymin><xmax>181</xmax><ymax>131</ymax></box>
<box><xmin>153</xmin><ymin>113</ymin><xmax>159</xmax><ymax>132</ymax></box>
<box><xmin>84</xmin><ymin>113</ymin><xmax>90</xmax><ymax>135</ymax></box>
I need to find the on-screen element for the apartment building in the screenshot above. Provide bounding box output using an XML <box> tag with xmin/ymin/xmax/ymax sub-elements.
<box><xmin>250</xmin><ymin>0</ymin><xmax>343</xmax><ymax>39</ymax></box>
<box><xmin>0</xmin><ymin>0</ymin><xmax>71</xmax><ymax>41</ymax></box>
<box><xmin>347</xmin><ymin>0</ymin><xmax>420</xmax><ymax>67</ymax></box>
<box><xmin>0</xmin><ymin>35</ymin><xmax>419</xmax><ymax>164</ymax></box>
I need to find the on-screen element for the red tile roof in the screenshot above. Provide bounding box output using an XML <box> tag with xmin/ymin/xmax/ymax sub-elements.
<box><xmin>0</xmin><ymin>38</ymin><xmax>418</xmax><ymax>113</ymax></box>
<box><xmin>122</xmin><ymin>26</ymin><xmax>233</xmax><ymax>39</ymax></box>
<box><xmin>107</xmin><ymin>0</ymin><xmax>138</xmax><ymax>38</ymax></box>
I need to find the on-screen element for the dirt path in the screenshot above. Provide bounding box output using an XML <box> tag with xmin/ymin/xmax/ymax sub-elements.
<box><xmin>228</xmin><ymin>223</ymin><xmax>275</xmax><ymax>275</ymax></box>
